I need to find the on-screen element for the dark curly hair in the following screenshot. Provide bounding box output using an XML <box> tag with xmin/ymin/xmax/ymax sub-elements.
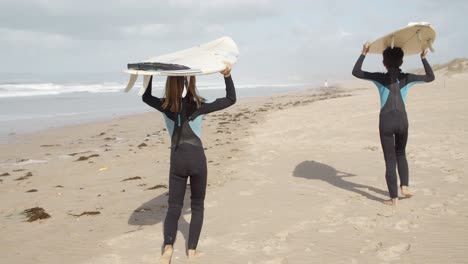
<box><xmin>383</xmin><ymin>47</ymin><xmax>404</xmax><ymax>68</ymax></box>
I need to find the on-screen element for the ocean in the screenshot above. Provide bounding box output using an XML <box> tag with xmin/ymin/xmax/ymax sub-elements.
<box><xmin>0</xmin><ymin>80</ymin><xmax>310</xmax><ymax>142</ymax></box>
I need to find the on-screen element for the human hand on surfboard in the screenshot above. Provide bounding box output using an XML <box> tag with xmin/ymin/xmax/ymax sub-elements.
<box><xmin>220</xmin><ymin>62</ymin><xmax>232</xmax><ymax>78</ymax></box>
<box><xmin>421</xmin><ymin>49</ymin><xmax>428</xmax><ymax>59</ymax></box>
<box><xmin>362</xmin><ymin>42</ymin><xmax>371</xmax><ymax>55</ymax></box>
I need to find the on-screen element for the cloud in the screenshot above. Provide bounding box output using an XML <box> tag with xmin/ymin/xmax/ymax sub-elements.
<box><xmin>0</xmin><ymin>0</ymin><xmax>466</xmax><ymax>82</ymax></box>
<box><xmin>0</xmin><ymin>0</ymin><xmax>277</xmax><ymax>41</ymax></box>
<box><xmin>0</xmin><ymin>27</ymin><xmax>73</xmax><ymax>48</ymax></box>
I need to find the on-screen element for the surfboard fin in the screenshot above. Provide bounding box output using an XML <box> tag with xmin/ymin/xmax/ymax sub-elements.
<box><xmin>417</xmin><ymin>30</ymin><xmax>435</xmax><ymax>53</ymax></box>
<box><xmin>124</xmin><ymin>74</ymin><xmax>138</xmax><ymax>93</ymax></box>
<box><xmin>139</xmin><ymin>75</ymin><xmax>152</xmax><ymax>96</ymax></box>
<box><xmin>427</xmin><ymin>39</ymin><xmax>435</xmax><ymax>53</ymax></box>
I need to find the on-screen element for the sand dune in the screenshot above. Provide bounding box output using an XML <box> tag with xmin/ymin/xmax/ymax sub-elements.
<box><xmin>415</xmin><ymin>57</ymin><xmax>468</xmax><ymax>78</ymax></box>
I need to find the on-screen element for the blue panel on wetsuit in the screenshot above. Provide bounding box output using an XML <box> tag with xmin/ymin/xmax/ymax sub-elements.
<box><xmin>400</xmin><ymin>82</ymin><xmax>420</xmax><ymax>104</ymax></box>
<box><xmin>163</xmin><ymin>114</ymin><xmax>174</xmax><ymax>136</ymax></box>
<box><xmin>372</xmin><ymin>81</ymin><xmax>419</xmax><ymax>107</ymax></box>
<box><xmin>372</xmin><ymin>80</ymin><xmax>390</xmax><ymax>108</ymax></box>
<box><xmin>187</xmin><ymin>98</ymin><xmax>214</xmax><ymax>139</ymax></box>
<box><xmin>188</xmin><ymin>115</ymin><xmax>204</xmax><ymax>139</ymax></box>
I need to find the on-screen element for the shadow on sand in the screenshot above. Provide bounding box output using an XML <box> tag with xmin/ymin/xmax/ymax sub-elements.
<box><xmin>293</xmin><ymin>160</ymin><xmax>387</xmax><ymax>202</ymax></box>
<box><xmin>128</xmin><ymin>190</ymin><xmax>193</xmax><ymax>252</ymax></box>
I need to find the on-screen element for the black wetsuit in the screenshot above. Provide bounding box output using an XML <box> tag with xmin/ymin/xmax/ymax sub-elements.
<box><xmin>352</xmin><ymin>54</ymin><xmax>435</xmax><ymax>198</ymax></box>
<box><xmin>142</xmin><ymin>76</ymin><xmax>236</xmax><ymax>249</ymax></box>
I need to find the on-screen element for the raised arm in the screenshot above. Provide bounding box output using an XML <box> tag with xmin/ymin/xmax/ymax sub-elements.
<box><xmin>352</xmin><ymin>43</ymin><xmax>383</xmax><ymax>81</ymax></box>
<box><xmin>190</xmin><ymin>75</ymin><xmax>236</xmax><ymax>119</ymax></box>
<box><xmin>142</xmin><ymin>76</ymin><xmax>165</xmax><ymax>112</ymax></box>
<box><xmin>406</xmin><ymin>50</ymin><xmax>435</xmax><ymax>83</ymax></box>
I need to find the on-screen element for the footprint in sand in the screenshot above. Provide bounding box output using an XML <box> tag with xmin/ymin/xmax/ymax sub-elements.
<box><xmin>288</xmin><ymin>220</ymin><xmax>313</xmax><ymax>233</ymax></box>
<box><xmin>394</xmin><ymin>219</ymin><xmax>418</xmax><ymax>232</ymax></box>
<box><xmin>197</xmin><ymin>237</ymin><xmax>217</xmax><ymax>247</ymax></box>
<box><xmin>318</xmin><ymin>228</ymin><xmax>336</xmax><ymax>233</ymax></box>
<box><xmin>259</xmin><ymin>257</ymin><xmax>289</xmax><ymax>264</ymax></box>
<box><xmin>425</xmin><ymin>203</ymin><xmax>444</xmax><ymax>211</ymax></box>
<box><xmin>262</xmin><ymin>231</ymin><xmax>290</xmax><ymax>255</ymax></box>
<box><xmin>239</xmin><ymin>190</ymin><xmax>254</xmax><ymax>196</ymax></box>
<box><xmin>359</xmin><ymin>240</ymin><xmax>383</xmax><ymax>254</ymax></box>
<box><xmin>83</xmin><ymin>254</ymin><xmax>122</xmax><ymax>264</ymax></box>
<box><xmin>422</xmin><ymin>188</ymin><xmax>434</xmax><ymax>196</ymax></box>
<box><xmin>376</xmin><ymin>243</ymin><xmax>411</xmax><ymax>261</ymax></box>
<box><xmin>346</xmin><ymin>216</ymin><xmax>376</xmax><ymax>232</ymax></box>
<box><xmin>104</xmin><ymin>230</ymin><xmax>156</xmax><ymax>249</ymax></box>
<box><xmin>444</xmin><ymin>174</ymin><xmax>460</xmax><ymax>183</ymax></box>
<box><xmin>440</xmin><ymin>167</ymin><xmax>456</xmax><ymax>174</ymax></box>
<box><xmin>227</xmin><ymin>238</ymin><xmax>255</xmax><ymax>254</ymax></box>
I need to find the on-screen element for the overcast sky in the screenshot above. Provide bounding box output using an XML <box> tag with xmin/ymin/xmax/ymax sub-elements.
<box><xmin>0</xmin><ymin>0</ymin><xmax>467</xmax><ymax>84</ymax></box>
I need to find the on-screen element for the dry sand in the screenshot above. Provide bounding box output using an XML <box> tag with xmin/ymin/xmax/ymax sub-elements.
<box><xmin>1</xmin><ymin>73</ymin><xmax>467</xmax><ymax>263</ymax></box>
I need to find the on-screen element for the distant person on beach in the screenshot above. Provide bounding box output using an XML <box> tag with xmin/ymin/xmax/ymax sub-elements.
<box><xmin>352</xmin><ymin>43</ymin><xmax>435</xmax><ymax>205</ymax></box>
<box><xmin>142</xmin><ymin>63</ymin><xmax>236</xmax><ymax>263</ymax></box>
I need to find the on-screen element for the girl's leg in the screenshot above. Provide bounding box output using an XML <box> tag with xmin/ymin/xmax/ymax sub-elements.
<box><xmin>396</xmin><ymin>124</ymin><xmax>412</xmax><ymax>197</ymax></box>
<box><xmin>163</xmin><ymin>172</ymin><xmax>188</xmax><ymax>246</ymax></box>
<box><xmin>380</xmin><ymin>129</ymin><xmax>399</xmax><ymax>200</ymax></box>
<box><xmin>187</xmin><ymin>151</ymin><xmax>208</xmax><ymax>251</ymax></box>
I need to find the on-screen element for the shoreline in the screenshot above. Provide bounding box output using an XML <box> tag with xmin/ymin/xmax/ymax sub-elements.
<box><xmin>0</xmin><ymin>84</ymin><xmax>318</xmax><ymax>144</ymax></box>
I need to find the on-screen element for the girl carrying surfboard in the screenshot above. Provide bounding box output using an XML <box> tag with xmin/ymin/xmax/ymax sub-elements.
<box><xmin>142</xmin><ymin>63</ymin><xmax>236</xmax><ymax>263</ymax></box>
<box><xmin>352</xmin><ymin>44</ymin><xmax>435</xmax><ymax>205</ymax></box>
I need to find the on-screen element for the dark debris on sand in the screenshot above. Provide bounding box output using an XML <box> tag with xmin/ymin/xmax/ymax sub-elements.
<box><xmin>145</xmin><ymin>184</ymin><xmax>168</xmax><ymax>190</ymax></box>
<box><xmin>67</xmin><ymin>211</ymin><xmax>101</xmax><ymax>217</ymax></box>
<box><xmin>1</xmin><ymin>172</ymin><xmax>10</xmax><ymax>177</ymax></box>
<box><xmin>26</xmin><ymin>189</ymin><xmax>38</xmax><ymax>193</ymax></box>
<box><xmin>22</xmin><ymin>207</ymin><xmax>51</xmax><ymax>222</ymax></box>
<box><xmin>138</xmin><ymin>143</ymin><xmax>148</xmax><ymax>148</ymax></box>
<box><xmin>122</xmin><ymin>176</ymin><xmax>142</xmax><ymax>182</ymax></box>
<box><xmin>40</xmin><ymin>144</ymin><xmax>61</xmax><ymax>147</ymax></box>
<box><xmin>68</xmin><ymin>151</ymin><xmax>90</xmax><ymax>157</ymax></box>
<box><xmin>15</xmin><ymin>172</ymin><xmax>33</xmax><ymax>181</ymax></box>
<box><xmin>75</xmin><ymin>154</ymin><xmax>100</xmax><ymax>162</ymax></box>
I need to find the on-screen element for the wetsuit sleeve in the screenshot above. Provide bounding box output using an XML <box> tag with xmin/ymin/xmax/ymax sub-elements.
<box><xmin>406</xmin><ymin>58</ymin><xmax>435</xmax><ymax>83</ymax></box>
<box><xmin>142</xmin><ymin>76</ymin><xmax>165</xmax><ymax>112</ymax></box>
<box><xmin>189</xmin><ymin>76</ymin><xmax>236</xmax><ymax>119</ymax></box>
<box><xmin>352</xmin><ymin>54</ymin><xmax>383</xmax><ymax>81</ymax></box>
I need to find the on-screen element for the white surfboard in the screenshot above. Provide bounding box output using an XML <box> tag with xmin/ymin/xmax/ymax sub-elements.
<box><xmin>124</xmin><ymin>36</ymin><xmax>239</xmax><ymax>94</ymax></box>
<box><xmin>368</xmin><ymin>22</ymin><xmax>436</xmax><ymax>55</ymax></box>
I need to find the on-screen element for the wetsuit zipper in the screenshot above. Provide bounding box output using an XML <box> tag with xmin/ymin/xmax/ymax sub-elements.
<box><xmin>175</xmin><ymin>106</ymin><xmax>183</xmax><ymax>151</ymax></box>
<box><xmin>393</xmin><ymin>78</ymin><xmax>400</xmax><ymax>111</ymax></box>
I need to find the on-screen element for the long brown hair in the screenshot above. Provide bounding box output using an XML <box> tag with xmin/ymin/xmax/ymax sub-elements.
<box><xmin>161</xmin><ymin>76</ymin><xmax>204</xmax><ymax>112</ymax></box>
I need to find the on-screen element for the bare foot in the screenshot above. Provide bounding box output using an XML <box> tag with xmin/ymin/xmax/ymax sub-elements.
<box><xmin>188</xmin><ymin>249</ymin><xmax>205</xmax><ymax>260</ymax></box>
<box><xmin>159</xmin><ymin>245</ymin><xmax>173</xmax><ymax>264</ymax></box>
<box><xmin>383</xmin><ymin>198</ymin><xmax>398</xmax><ymax>206</ymax></box>
<box><xmin>401</xmin><ymin>186</ymin><xmax>413</xmax><ymax>198</ymax></box>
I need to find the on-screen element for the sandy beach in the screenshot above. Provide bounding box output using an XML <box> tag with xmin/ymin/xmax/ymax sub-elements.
<box><xmin>1</xmin><ymin>68</ymin><xmax>468</xmax><ymax>263</ymax></box>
